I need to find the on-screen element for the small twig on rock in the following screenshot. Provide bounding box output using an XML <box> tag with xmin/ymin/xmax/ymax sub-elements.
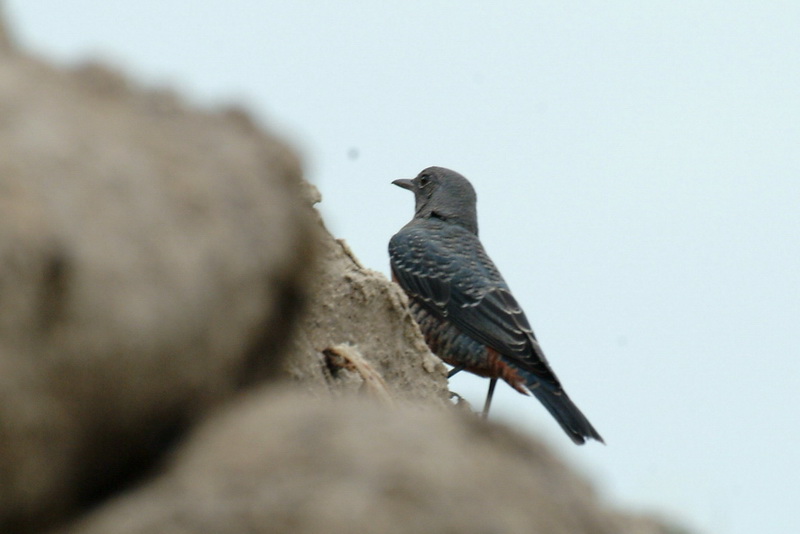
<box><xmin>322</xmin><ymin>344</ymin><xmax>395</xmax><ymax>405</ymax></box>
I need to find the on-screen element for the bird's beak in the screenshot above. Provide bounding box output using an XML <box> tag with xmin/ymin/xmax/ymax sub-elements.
<box><xmin>392</xmin><ymin>178</ymin><xmax>415</xmax><ymax>191</ymax></box>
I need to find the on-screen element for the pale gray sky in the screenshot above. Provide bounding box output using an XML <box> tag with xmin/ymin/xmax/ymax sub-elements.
<box><xmin>7</xmin><ymin>2</ymin><xmax>799</xmax><ymax>533</ymax></box>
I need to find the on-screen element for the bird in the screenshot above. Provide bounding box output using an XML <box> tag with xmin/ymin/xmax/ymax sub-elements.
<box><xmin>389</xmin><ymin>166</ymin><xmax>603</xmax><ymax>445</ymax></box>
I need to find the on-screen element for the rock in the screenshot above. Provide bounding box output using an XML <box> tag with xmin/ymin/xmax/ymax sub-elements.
<box><xmin>61</xmin><ymin>388</ymin><xmax>679</xmax><ymax>534</ymax></box>
<box><xmin>0</xmin><ymin>40</ymin><xmax>316</xmax><ymax>532</ymax></box>
<box><xmin>282</xmin><ymin>207</ymin><xmax>449</xmax><ymax>404</ymax></box>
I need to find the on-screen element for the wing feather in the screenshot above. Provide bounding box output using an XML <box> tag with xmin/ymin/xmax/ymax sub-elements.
<box><xmin>389</xmin><ymin>222</ymin><xmax>561</xmax><ymax>388</ymax></box>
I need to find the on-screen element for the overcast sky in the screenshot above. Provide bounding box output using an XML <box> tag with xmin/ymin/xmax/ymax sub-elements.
<box><xmin>6</xmin><ymin>2</ymin><xmax>800</xmax><ymax>533</ymax></box>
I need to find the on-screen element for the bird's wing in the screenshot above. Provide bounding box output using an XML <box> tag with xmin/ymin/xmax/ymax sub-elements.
<box><xmin>389</xmin><ymin>223</ymin><xmax>562</xmax><ymax>388</ymax></box>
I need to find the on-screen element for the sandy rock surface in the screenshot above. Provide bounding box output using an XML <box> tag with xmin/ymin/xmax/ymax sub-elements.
<box><xmin>282</xmin><ymin>203</ymin><xmax>450</xmax><ymax>404</ymax></box>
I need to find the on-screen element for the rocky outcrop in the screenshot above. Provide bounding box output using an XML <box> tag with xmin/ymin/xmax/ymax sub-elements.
<box><xmin>0</xmin><ymin>12</ymin><xmax>688</xmax><ymax>534</ymax></box>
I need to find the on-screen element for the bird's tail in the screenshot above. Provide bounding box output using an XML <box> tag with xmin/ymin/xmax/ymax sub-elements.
<box><xmin>529</xmin><ymin>385</ymin><xmax>604</xmax><ymax>445</ymax></box>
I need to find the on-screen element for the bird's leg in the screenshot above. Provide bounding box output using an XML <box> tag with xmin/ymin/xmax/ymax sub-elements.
<box><xmin>447</xmin><ymin>364</ymin><xmax>465</xmax><ymax>379</ymax></box>
<box><xmin>482</xmin><ymin>378</ymin><xmax>498</xmax><ymax>419</ymax></box>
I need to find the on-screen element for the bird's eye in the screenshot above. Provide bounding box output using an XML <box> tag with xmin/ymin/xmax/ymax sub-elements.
<box><xmin>419</xmin><ymin>175</ymin><xmax>430</xmax><ymax>187</ymax></box>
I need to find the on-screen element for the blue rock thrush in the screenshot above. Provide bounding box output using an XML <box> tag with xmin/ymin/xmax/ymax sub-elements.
<box><xmin>389</xmin><ymin>166</ymin><xmax>603</xmax><ymax>445</ymax></box>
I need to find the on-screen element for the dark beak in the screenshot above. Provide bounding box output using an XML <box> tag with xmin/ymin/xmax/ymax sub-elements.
<box><xmin>392</xmin><ymin>178</ymin><xmax>415</xmax><ymax>191</ymax></box>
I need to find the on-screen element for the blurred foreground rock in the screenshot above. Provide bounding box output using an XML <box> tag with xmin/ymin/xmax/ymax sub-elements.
<box><xmin>61</xmin><ymin>389</ymin><xmax>675</xmax><ymax>534</ymax></box>
<box><xmin>0</xmin><ymin>11</ymin><xmax>688</xmax><ymax>534</ymax></box>
<box><xmin>0</xmin><ymin>26</ymin><xmax>315</xmax><ymax>533</ymax></box>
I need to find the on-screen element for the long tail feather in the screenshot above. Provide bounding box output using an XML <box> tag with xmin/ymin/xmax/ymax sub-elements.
<box><xmin>530</xmin><ymin>387</ymin><xmax>604</xmax><ymax>445</ymax></box>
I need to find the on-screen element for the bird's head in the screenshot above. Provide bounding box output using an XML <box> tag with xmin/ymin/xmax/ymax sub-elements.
<box><xmin>393</xmin><ymin>167</ymin><xmax>479</xmax><ymax>235</ymax></box>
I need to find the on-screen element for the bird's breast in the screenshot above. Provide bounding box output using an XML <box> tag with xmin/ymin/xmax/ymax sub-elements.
<box><xmin>407</xmin><ymin>298</ymin><xmax>527</xmax><ymax>393</ymax></box>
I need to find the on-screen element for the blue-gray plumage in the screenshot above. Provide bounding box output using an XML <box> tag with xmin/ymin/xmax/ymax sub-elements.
<box><xmin>389</xmin><ymin>166</ymin><xmax>603</xmax><ymax>445</ymax></box>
